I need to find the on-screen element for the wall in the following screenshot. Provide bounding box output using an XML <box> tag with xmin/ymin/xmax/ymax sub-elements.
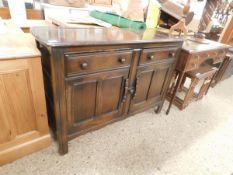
<box><xmin>187</xmin><ymin>0</ymin><xmax>207</xmax><ymax>32</ymax></box>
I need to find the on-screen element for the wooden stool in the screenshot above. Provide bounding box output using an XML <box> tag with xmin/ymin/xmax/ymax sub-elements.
<box><xmin>177</xmin><ymin>65</ymin><xmax>218</xmax><ymax>110</ymax></box>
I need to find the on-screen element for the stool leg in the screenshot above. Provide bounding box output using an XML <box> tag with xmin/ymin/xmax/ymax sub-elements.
<box><xmin>206</xmin><ymin>72</ymin><xmax>217</xmax><ymax>95</ymax></box>
<box><xmin>179</xmin><ymin>74</ymin><xmax>187</xmax><ymax>92</ymax></box>
<box><xmin>182</xmin><ymin>77</ymin><xmax>199</xmax><ymax>109</ymax></box>
<box><xmin>197</xmin><ymin>77</ymin><xmax>212</xmax><ymax>100</ymax></box>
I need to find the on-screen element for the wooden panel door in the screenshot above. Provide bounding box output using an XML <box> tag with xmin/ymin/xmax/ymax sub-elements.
<box><xmin>129</xmin><ymin>60</ymin><xmax>174</xmax><ymax>113</ymax></box>
<box><xmin>0</xmin><ymin>58</ymin><xmax>51</xmax><ymax>165</ymax></box>
<box><xmin>66</xmin><ymin>69</ymin><xmax>129</xmax><ymax>136</ymax></box>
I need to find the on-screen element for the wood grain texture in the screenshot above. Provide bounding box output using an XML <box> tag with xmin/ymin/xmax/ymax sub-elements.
<box><xmin>31</xmin><ymin>27</ymin><xmax>183</xmax><ymax>47</ymax></box>
<box><xmin>219</xmin><ymin>15</ymin><xmax>233</xmax><ymax>45</ymax></box>
<box><xmin>34</xmin><ymin>27</ymin><xmax>183</xmax><ymax>154</ymax></box>
<box><xmin>65</xmin><ymin>50</ymin><xmax>132</xmax><ymax>76</ymax></box>
<box><xmin>0</xmin><ymin>54</ymin><xmax>51</xmax><ymax>165</ymax></box>
<box><xmin>0</xmin><ymin>33</ymin><xmax>40</xmax><ymax>59</ymax></box>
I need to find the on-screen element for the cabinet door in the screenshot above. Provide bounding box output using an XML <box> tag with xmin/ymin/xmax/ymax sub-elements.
<box><xmin>0</xmin><ymin>58</ymin><xmax>50</xmax><ymax>165</ymax></box>
<box><xmin>66</xmin><ymin>69</ymin><xmax>129</xmax><ymax>135</ymax></box>
<box><xmin>129</xmin><ymin>60</ymin><xmax>174</xmax><ymax>113</ymax></box>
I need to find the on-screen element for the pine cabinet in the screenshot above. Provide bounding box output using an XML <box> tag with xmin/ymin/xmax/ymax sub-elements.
<box><xmin>0</xmin><ymin>34</ymin><xmax>51</xmax><ymax>165</ymax></box>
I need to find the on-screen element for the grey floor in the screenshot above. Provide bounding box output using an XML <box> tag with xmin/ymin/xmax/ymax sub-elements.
<box><xmin>1</xmin><ymin>77</ymin><xmax>233</xmax><ymax>175</ymax></box>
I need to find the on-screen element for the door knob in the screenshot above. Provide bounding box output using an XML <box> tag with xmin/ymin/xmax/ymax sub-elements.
<box><xmin>80</xmin><ymin>62</ymin><xmax>88</xmax><ymax>69</ymax></box>
<box><xmin>128</xmin><ymin>88</ymin><xmax>135</xmax><ymax>95</ymax></box>
<box><xmin>169</xmin><ymin>52</ymin><xmax>175</xmax><ymax>57</ymax></box>
<box><xmin>119</xmin><ymin>57</ymin><xmax>126</xmax><ymax>63</ymax></box>
<box><xmin>148</xmin><ymin>55</ymin><xmax>154</xmax><ymax>60</ymax></box>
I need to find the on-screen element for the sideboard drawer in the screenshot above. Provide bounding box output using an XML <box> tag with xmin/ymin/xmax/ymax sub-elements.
<box><xmin>140</xmin><ymin>47</ymin><xmax>178</xmax><ymax>65</ymax></box>
<box><xmin>65</xmin><ymin>50</ymin><xmax>133</xmax><ymax>76</ymax></box>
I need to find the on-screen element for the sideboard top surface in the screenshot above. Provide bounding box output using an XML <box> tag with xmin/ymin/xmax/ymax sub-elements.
<box><xmin>31</xmin><ymin>27</ymin><xmax>183</xmax><ymax>47</ymax></box>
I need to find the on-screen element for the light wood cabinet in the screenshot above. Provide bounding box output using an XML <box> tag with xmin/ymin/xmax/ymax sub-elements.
<box><xmin>0</xmin><ymin>34</ymin><xmax>51</xmax><ymax>165</ymax></box>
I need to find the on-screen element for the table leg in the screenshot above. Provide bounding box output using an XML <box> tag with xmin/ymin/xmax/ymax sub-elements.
<box><xmin>166</xmin><ymin>71</ymin><xmax>185</xmax><ymax>115</ymax></box>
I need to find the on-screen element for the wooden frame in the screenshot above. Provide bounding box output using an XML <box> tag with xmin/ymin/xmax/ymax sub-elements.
<box><xmin>89</xmin><ymin>0</ymin><xmax>112</xmax><ymax>6</ymax></box>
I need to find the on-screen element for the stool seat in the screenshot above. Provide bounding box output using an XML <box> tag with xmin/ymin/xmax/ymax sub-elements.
<box><xmin>186</xmin><ymin>65</ymin><xmax>218</xmax><ymax>79</ymax></box>
<box><xmin>170</xmin><ymin>65</ymin><xmax>218</xmax><ymax>110</ymax></box>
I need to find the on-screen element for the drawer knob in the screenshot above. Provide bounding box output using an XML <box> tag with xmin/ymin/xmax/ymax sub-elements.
<box><xmin>148</xmin><ymin>55</ymin><xmax>154</xmax><ymax>60</ymax></box>
<box><xmin>119</xmin><ymin>58</ymin><xmax>126</xmax><ymax>63</ymax></box>
<box><xmin>169</xmin><ymin>52</ymin><xmax>175</xmax><ymax>57</ymax></box>
<box><xmin>81</xmin><ymin>62</ymin><xmax>88</xmax><ymax>69</ymax></box>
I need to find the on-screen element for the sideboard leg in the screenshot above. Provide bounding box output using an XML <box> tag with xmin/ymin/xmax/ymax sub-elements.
<box><xmin>166</xmin><ymin>71</ymin><xmax>185</xmax><ymax>115</ymax></box>
<box><xmin>155</xmin><ymin>103</ymin><xmax>163</xmax><ymax>114</ymax></box>
<box><xmin>58</xmin><ymin>136</ymin><xmax>68</xmax><ymax>155</ymax></box>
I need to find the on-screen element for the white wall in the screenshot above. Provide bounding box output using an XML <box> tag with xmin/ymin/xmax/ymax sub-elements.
<box><xmin>187</xmin><ymin>0</ymin><xmax>207</xmax><ymax>32</ymax></box>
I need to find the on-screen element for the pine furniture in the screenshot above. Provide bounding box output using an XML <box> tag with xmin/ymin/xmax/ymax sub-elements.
<box><xmin>0</xmin><ymin>33</ymin><xmax>51</xmax><ymax>165</ymax></box>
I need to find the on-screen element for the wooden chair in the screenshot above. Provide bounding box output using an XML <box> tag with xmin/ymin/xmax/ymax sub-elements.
<box><xmin>0</xmin><ymin>7</ymin><xmax>11</xmax><ymax>19</ymax></box>
<box><xmin>0</xmin><ymin>7</ymin><xmax>44</xmax><ymax>20</ymax></box>
<box><xmin>177</xmin><ymin>65</ymin><xmax>218</xmax><ymax>110</ymax></box>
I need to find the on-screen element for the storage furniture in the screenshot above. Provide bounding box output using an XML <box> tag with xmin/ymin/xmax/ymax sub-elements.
<box><xmin>172</xmin><ymin>65</ymin><xmax>218</xmax><ymax>110</ymax></box>
<box><xmin>166</xmin><ymin>38</ymin><xmax>230</xmax><ymax>114</ymax></box>
<box><xmin>0</xmin><ymin>33</ymin><xmax>51</xmax><ymax>165</ymax></box>
<box><xmin>31</xmin><ymin>27</ymin><xmax>183</xmax><ymax>155</ymax></box>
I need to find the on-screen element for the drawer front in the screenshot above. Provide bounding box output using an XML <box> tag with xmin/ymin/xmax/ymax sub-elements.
<box><xmin>65</xmin><ymin>50</ymin><xmax>132</xmax><ymax>76</ymax></box>
<box><xmin>186</xmin><ymin>49</ymin><xmax>227</xmax><ymax>71</ymax></box>
<box><xmin>140</xmin><ymin>47</ymin><xmax>178</xmax><ymax>65</ymax></box>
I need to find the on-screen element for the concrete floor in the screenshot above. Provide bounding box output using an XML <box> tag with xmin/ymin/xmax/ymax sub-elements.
<box><xmin>1</xmin><ymin>77</ymin><xmax>233</xmax><ymax>175</ymax></box>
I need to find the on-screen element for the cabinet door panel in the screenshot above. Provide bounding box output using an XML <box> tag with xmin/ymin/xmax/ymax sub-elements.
<box><xmin>66</xmin><ymin>69</ymin><xmax>129</xmax><ymax>134</ymax></box>
<box><xmin>3</xmin><ymin>70</ymin><xmax>37</xmax><ymax>134</ymax></box>
<box><xmin>148</xmin><ymin>66</ymin><xmax>169</xmax><ymax>99</ymax></box>
<box><xmin>101</xmin><ymin>77</ymin><xmax>122</xmax><ymax>114</ymax></box>
<box><xmin>130</xmin><ymin>61</ymin><xmax>174</xmax><ymax>113</ymax></box>
<box><xmin>0</xmin><ymin>77</ymin><xmax>15</xmax><ymax>143</ymax></box>
<box><xmin>0</xmin><ymin>58</ymin><xmax>50</xmax><ymax>165</ymax></box>
<box><xmin>71</xmin><ymin>81</ymin><xmax>97</xmax><ymax>123</ymax></box>
<box><xmin>134</xmin><ymin>71</ymin><xmax>153</xmax><ymax>103</ymax></box>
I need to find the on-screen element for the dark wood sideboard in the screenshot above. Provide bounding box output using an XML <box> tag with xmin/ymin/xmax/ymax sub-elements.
<box><xmin>31</xmin><ymin>27</ymin><xmax>183</xmax><ymax>154</ymax></box>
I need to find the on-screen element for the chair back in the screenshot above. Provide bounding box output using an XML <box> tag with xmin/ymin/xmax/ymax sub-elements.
<box><xmin>0</xmin><ymin>7</ymin><xmax>44</xmax><ymax>20</ymax></box>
